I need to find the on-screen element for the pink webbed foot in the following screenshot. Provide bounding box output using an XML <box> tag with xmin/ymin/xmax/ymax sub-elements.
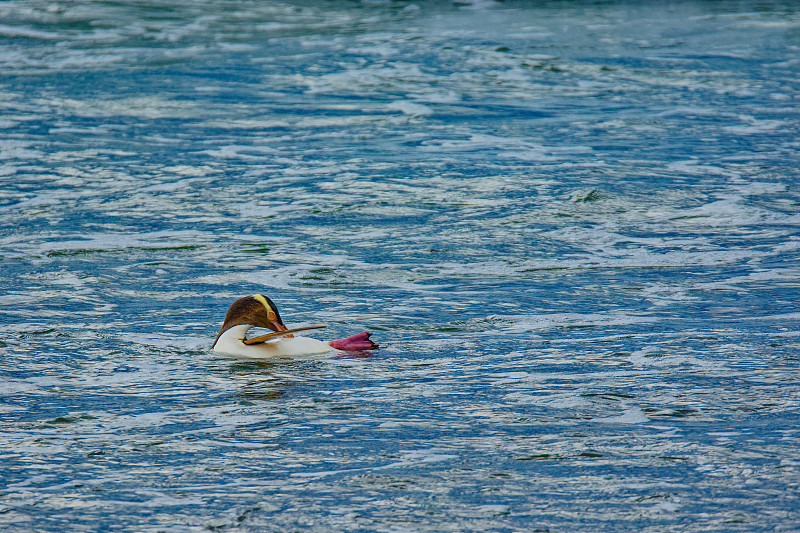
<box><xmin>328</xmin><ymin>332</ymin><xmax>379</xmax><ymax>351</ymax></box>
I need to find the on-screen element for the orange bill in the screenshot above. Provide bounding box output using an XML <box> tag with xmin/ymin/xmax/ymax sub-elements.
<box><xmin>243</xmin><ymin>325</ymin><xmax>327</xmax><ymax>345</ymax></box>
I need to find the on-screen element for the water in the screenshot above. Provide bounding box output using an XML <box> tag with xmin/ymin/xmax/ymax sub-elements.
<box><xmin>1</xmin><ymin>0</ymin><xmax>799</xmax><ymax>531</ymax></box>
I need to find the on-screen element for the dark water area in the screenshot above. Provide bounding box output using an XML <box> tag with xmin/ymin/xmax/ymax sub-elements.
<box><xmin>1</xmin><ymin>0</ymin><xmax>799</xmax><ymax>531</ymax></box>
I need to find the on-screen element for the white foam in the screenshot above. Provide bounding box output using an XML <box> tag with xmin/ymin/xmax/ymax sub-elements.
<box><xmin>0</xmin><ymin>140</ymin><xmax>43</xmax><ymax>160</ymax></box>
<box><xmin>475</xmin><ymin>504</ymin><xmax>511</xmax><ymax>516</ymax></box>
<box><xmin>387</xmin><ymin>100</ymin><xmax>433</xmax><ymax>116</ymax></box>
<box><xmin>421</xmin><ymin>133</ymin><xmax>591</xmax><ymax>161</ymax></box>
<box><xmin>723</xmin><ymin>116</ymin><xmax>787</xmax><ymax>134</ymax></box>
<box><xmin>44</xmin><ymin>96</ymin><xmax>197</xmax><ymax>119</ymax></box>
<box><xmin>594</xmin><ymin>407</ymin><xmax>650</xmax><ymax>424</ymax></box>
<box><xmin>0</xmin><ymin>24</ymin><xmax>60</xmax><ymax>40</ymax></box>
<box><xmin>407</xmin><ymin>90</ymin><xmax>462</xmax><ymax>103</ymax></box>
<box><xmin>290</xmin><ymin>448</ymin><xmax>458</xmax><ymax>479</ymax></box>
<box><xmin>201</xmin><ymin>118</ymin><xmax>290</xmax><ymax>129</ymax></box>
<box><xmin>666</xmin><ymin>160</ymin><xmax>741</xmax><ymax>177</ymax></box>
<box><xmin>488</xmin><ymin>313</ymin><xmax>657</xmax><ymax>334</ymax></box>
<box><xmin>120</xmin><ymin>333</ymin><xmax>209</xmax><ymax>351</ymax></box>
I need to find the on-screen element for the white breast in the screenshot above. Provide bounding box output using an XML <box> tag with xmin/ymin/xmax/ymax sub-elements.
<box><xmin>213</xmin><ymin>324</ymin><xmax>332</xmax><ymax>359</ymax></box>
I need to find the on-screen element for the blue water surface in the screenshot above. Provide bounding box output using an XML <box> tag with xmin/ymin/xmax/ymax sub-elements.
<box><xmin>1</xmin><ymin>0</ymin><xmax>799</xmax><ymax>531</ymax></box>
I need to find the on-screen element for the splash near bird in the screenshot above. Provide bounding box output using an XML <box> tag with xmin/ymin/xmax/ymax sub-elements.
<box><xmin>213</xmin><ymin>295</ymin><xmax>378</xmax><ymax>358</ymax></box>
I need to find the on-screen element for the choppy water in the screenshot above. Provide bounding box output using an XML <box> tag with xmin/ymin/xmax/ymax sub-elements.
<box><xmin>2</xmin><ymin>0</ymin><xmax>800</xmax><ymax>531</ymax></box>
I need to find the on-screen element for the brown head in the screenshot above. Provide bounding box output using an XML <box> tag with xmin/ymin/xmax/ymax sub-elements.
<box><xmin>213</xmin><ymin>295</ymin><xmax>288</xmax><ymax>347</ymax></box>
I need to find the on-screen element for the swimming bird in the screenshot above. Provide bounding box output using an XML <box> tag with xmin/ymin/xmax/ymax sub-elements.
<box><xmin>213</xmin><ymin>294</ymin><xmax>378</xmax><ymax>358</ymax></box>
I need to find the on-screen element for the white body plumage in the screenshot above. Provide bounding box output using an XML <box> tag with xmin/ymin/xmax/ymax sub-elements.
<box><xmin>213</xmin><ymin>324</ymin><xmax>332</xmax><ymax>359</ymax></box>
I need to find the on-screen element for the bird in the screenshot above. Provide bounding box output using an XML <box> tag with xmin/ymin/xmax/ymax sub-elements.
<box><xmin>212</xmin><ymin>294</ymin><xmax>378</xmax><ymax>359</ymax></box>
